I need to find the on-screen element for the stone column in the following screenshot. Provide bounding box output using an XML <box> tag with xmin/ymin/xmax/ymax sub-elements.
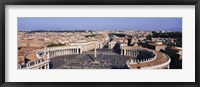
<box><xmin>121</xmin><ymin>49</ymin><xmax>123</xmax><ymax>55</ymax></box>
<box><xmin>124</xmin><ymin>49</ymin><xmax>126</xmax><ymax>55</ymax></box>
<box><xmin>36</xmin><ymin>60</ymin><xmax>39</xmax><ymax>64</ymax></box>
<box><xmin>80</xmin><ymin>48</ymin><xmax>82</xmax><ymax>54</ymax></box>
<box><xmin>44</xmin><ymin>64</ymin><xmax>47</xmax><ymax>69</ymax></box>
<box><xmin>47</xmin><ymin>64</ymin><xmax>49</xmax><ymax>69</ymax></box>
<box><xmin>94</xmin><ymin>44</ymin><xmax>97</xmax><ymax>58</ymax></box>
<box><xmin>77</xmin><ymin>48</ymin><xmax>79</xmax><ymax>54</ymax></box>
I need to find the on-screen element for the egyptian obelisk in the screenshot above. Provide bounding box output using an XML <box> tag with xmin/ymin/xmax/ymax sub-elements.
<box><xmin>94</xmin><ymin>43</ymin><xmax>97</xmax><ymax>58</ymax></box>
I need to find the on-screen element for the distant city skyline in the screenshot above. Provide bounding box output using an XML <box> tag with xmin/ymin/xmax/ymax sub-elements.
<box><xmin>18</xmin><ymin>17</ymin><xmax>182</xmax><ymax>31</ymax></box>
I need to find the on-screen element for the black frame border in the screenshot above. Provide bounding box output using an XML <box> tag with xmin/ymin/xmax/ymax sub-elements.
<box><xmin>0</xmin><ymin>0</ymin><xmax>200</xmax><ymax>87</ymax></box>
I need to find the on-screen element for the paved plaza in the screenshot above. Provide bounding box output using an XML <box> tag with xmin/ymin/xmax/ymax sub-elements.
<box><xmin>49</xmin><ymin>49</ymin><xmax>135</xmax><ymax>69</ymax></box>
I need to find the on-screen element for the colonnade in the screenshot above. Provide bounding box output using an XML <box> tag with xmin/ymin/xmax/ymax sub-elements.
<box><xmin>121</xmin><ymin>49</ymin><xmax>140</xmax><ymax>57</ymax></box>
<box><xmin>126</xmin><ymin>53</ymin><xmax>157</xmax><ymax>64</ymax></box>
<box><xmin>38</xmin><ymin>63</ymin><xmax>49</xmax><ymax>69</ymax></box>
<box><xmin>48</xmin><ymin>48</ymin><xmax>82</xmax><ymax>58</ymax></box>
<box><xmin>125</xmin><ymin>49</ymin><xmax>171</xmax><ymax>69</ymax></box>
<box><xmin>18</xmin><ymin>58</ymin><xmax>50</xmax><ymax>69</ymax></box>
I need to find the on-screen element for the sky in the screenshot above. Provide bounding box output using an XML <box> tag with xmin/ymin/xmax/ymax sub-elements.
<box><xmin>18</xmin><ymin>17</ymin><xmax>182</xmax><ymax>31</ymax></box>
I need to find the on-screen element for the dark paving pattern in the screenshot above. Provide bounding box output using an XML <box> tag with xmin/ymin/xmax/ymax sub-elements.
<box><xmin>49</xmin><ymin>51</ymin><xmax>136</xmax><ymax>69</ymax></box>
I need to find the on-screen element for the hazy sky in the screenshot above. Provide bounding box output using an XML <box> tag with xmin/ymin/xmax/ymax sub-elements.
<box><xmin>18</xmin><ymin>17</ymin><xmax>182</xmax><ymax>31</ymax></box>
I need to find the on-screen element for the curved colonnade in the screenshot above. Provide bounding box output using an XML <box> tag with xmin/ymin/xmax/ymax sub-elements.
<box><xmin>126</xmin><ymin>52</ymin><xmax>157</xmax><ymax>64</ymax></box>
<box><xmin>18</xmin><ymin>46</ymin><xmax>82</xmax><ymax>69</ymax></box>
<box><xmin>47</xmin><ymin>46</ymin><xmax>82</xmax><ymax>58</ymax></box>
<box><xmin>18</xmin><ymin>50</ymin><xmax>50</xmax><ymax>69</ymax></box>
<box><xmin>121</xmin><ymin>46</ymin><xmax>171</xmax><ymax>69</ymax></box>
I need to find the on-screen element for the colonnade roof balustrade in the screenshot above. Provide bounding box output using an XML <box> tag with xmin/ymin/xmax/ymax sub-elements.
<box><xmin>46</xmin><ymin>46</ymin><xmax>82</xmax><ymax>51</ymax></box>
<box><xmin>121</xmin><ymin>46</ymin><xmax>154</xmax><ymax>52</ymax></box>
